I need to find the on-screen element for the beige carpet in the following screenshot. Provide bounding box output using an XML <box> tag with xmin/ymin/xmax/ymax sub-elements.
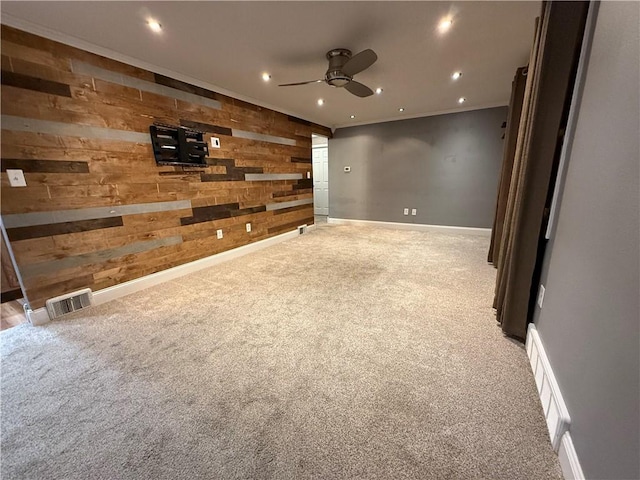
<box><xmin>1</xmin><ymin>224</ymin><xmax>562</xmax><ymax>479</ymax></box>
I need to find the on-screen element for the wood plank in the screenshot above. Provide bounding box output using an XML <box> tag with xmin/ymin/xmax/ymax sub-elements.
<box><xmin>180</xmin><ymin>119</ymin><xmax>232</xmax><ymax>136</ymax></box>
<box><xmin>1</xmin><ymin>70</ymin><xmax>72</xmax><ymax>97</ymax></box>
<box><xmin>6</xmin><ymin>217</ymin><xmax>124</xmax><ymax>241</ymax></box>
<box><xmin>1</xmin><ymin>158</ymin><xmax>89</xmax><ymax>173</ymax></box>
<box><xmin>0</xmin><ymin>130</ymin><xmax>152</xmax><ymax>154</ymax></box>
<box><xmin>0</xmin><ymin>41</ymin><xmax>72</xmax><ymax>71</ymax></box>
<box><xmin>9</xmin><ymin>57</ymin><xmax>94</xmax><ymax>88</ymax></box>
<box><xmin>1</xmin><ymin>54</ymin><xmax>12</xmax><ymax>71</ymax></box>
<box><xmin>153</xmin><ymin>73</ymin><xmax>220</xmax><ymax>100</ymax></box>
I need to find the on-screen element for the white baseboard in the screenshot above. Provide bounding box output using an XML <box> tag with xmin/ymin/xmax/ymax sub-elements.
<box><xmin>558</xmin><ymin>431</ymin><xmax>585</xmax><ymax>480</ymax></box>
<box><xmin>526</xmin><ymin>324</ymin><xmax>573</xmax><ymax>453</ymax></box>
<box><xmin>25</xmin><ymin>306</ymin><xmax>51</xmax><ymax>326</ymax></box>
<box><xmin>25</xmin><ymin>226</ymin><xmax>310</xmax><ymax>325</ymax></box>
<box><xmin>327</xmin><ymin>217</ymin><xmax>491</xmax><ymax>236</ymax></box>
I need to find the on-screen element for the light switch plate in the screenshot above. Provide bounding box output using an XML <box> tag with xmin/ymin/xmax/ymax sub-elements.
<box><xmin>7</xmin><ymin>169</ymin><xmax>27</xmax><ymax>187</ymax></box>
<box><xmin>537</xmin><ymin>284</ymin><xmax>545</xmax><ymax>308</ymax></box>
<box><xmin>211</xmin><ymin>137</ymin><xmax>221</xmax><ymax>148</ymax></box>
<box><xmin>216</xmin><ymin>229</ymin><xmax>223</xmax><ymax>239</ymax></box>
<box><xmin>307</xmin><ymin>172</ymin><xmax>311</xmax><ymax>179</ymax></box>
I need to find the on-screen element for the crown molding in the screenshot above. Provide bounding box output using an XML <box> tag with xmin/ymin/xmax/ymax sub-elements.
<box><xmin>333</xmin><ymin>101</ymin><xmax>509</xmax><ymax>130</ymax></box>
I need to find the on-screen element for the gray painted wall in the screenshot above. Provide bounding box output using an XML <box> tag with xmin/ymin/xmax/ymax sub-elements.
<box><xmin>533</xmin><ymin>2</ymin><xmax>639</xmax><ymax>479</ymax></box>
<box><xmin>328</xmin><ymin>107</ymin><xmax>507</xmax><ymax>227</ymax></box>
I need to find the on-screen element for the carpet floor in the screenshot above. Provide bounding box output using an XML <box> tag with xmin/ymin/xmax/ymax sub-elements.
<box><xmin>1</xmin><ymin>224</ymin><xmax>562</xmax><ymax>479</ymax></box>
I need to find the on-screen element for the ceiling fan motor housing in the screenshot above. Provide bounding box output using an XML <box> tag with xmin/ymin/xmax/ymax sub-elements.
<box><xmin>325</xmin><ymin>48</ymin><xmax>352</xmax><ymax>87</ymax></box>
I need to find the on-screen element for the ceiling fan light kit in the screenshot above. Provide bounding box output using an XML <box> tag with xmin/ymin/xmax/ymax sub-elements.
<box><xmin>279</xmin><ymin>48</ymin><xmax>378</xmax><ymax>98</ymax></box>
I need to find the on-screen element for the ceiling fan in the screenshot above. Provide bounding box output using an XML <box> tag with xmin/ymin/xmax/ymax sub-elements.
<box><xmin>278</xmin><ymin>48</ymin><xmax>378</xmax><ymax>98</ymax></box>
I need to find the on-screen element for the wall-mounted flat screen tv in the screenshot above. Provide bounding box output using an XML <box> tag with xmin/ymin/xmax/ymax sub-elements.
<box><xmin>150</xmin><ymin>124</ymin><xmax>209</xmax><ymax>167</ymax></box>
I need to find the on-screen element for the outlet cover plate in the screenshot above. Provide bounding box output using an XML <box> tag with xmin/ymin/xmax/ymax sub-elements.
<box><xmin>216</xmin><ymin>229</ymin><xmax>223</xmax><ymax>239</ymax></box>
<box><xmin>246</xmin><ymin>223</ymin><xmax>251</xmax><ymax>232</ymax></box>
<box><xmin>403</xmin><ymin>208</ymin><xmax>409</xmax><ymax>215</ymax></box>
<box><xmin>411</xmin><ymin>208</ymin><xmax>417</xmax><ymax>216</ymax></box>
<box><xmin>7</xmin><ymin>169</ymin><xmax>27</xmax><ymax>187</ymax></box>
<box><xmin>537</xmin><ymin>284</ymin><xmax>545</xmax><ymax>308</ymax></box>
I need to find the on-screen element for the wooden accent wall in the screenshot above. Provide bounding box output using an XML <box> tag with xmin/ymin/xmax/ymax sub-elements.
<box><xmin>0</xmin><ymin>26</ymin><xmax>331</xmax><ymax>309</ymax></box>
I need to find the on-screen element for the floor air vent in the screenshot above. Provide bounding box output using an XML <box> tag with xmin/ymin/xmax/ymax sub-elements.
<box><xmin>45</xmin><ymin>288</ymin><xmax>93</xmax><ymax>320</ymax></box>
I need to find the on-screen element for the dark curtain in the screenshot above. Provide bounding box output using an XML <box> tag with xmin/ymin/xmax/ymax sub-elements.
<box><xmin>490</xmin><ymin>1</ymin><xmax>590</xmax><ymax>339</ymax></box>
<box><xmin>488</xmin><ymin>66</ymin><xmax>528</xmax><ymax>266</ymax></box>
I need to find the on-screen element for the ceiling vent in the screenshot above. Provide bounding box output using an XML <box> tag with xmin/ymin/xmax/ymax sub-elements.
<box><xmin>45</xmin><ymin>288</ymin><xmax>93</xmax><ymax>320</ymax></box>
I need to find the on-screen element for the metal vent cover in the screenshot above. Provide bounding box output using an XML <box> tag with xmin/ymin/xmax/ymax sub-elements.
<box><xmin>45</xmin><ymin>288</ymin><xmax>93</xmax><ymax>319</ymax></box>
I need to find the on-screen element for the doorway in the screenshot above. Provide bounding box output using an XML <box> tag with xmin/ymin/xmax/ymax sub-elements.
<box><xmin>312</xmin><ymin>135</ymin><xmax>329</xmax><ymax>218</ymax></box>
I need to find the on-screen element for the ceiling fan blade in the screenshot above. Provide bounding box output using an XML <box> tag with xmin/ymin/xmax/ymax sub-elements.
<box><xmin>278</xmin><ymin>79</ymin><xmax>323</xmax><ymax>87</ymax></box>
<box><xmin>342</xmin><ymin>49</ymin><xmax>378</xmax><ymax>76</ymax></box>
<box><xmin>345</xmin><ymin>80</ymin><xmax>374</xmax><ymax>98</ymax></box>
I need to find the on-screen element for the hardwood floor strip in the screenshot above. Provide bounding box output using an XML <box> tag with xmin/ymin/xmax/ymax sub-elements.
<box><xmin>6</xmin><ymin>217</ymin><xmax>124</xmax><ymax>241</ymax></box>
<box><xmin>1</xmin><ymin>70</ymin><xmax>72</xmax><ymax>97</ymax></box>
<box><xmin>1</xmin><ymin>158</ymin><xmax>89</xmax><ymax>173</ymax></box>
<box><xmin>2</xmin><ymin>200</ymin><xmax>192</xmax><ymax>228</ymax></box>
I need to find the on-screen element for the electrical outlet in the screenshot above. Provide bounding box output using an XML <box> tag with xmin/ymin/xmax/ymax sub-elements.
<box><xmin>246</xmin><ymin>223</ymin><xmax>251</xmax><ymax>233</ymax></box>
<box><xmin>7</xmin><ymin>169</ymin><xmax>27</xmax><ymax>187</ymax></box>
<box><xmin>216</xmin><ymin>229</ymin><xmax>223</xmax><ymax>239</ymax></box>
<box><xmin>537</xmin><ymin>284</ymin><xmax>545</xmax><ymax>308</ymax></box>
<box><xmin>211</xmin><ymin>137</ymin><xmax>221</xmax><ymax>148</ymax></box>
<box><xmin>403</xmin><ymin>208</ymin><xmax>409</xmax><ymax>215</ymax></box>
<box><xmin>411</xmin><ymin>208</ymin><xmax>417</xmax><ymax>216</ymax></box>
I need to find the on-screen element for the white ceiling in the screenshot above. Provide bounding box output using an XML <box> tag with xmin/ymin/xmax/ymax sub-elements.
<box><xmin>1</xmin><ymin>1</ymin><xmax>540</xmax><ymax>129</ymax></box>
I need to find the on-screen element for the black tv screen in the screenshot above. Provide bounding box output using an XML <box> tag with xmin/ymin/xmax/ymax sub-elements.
<box><xmin>150</xmin><ymin>124</ymin><xmax>209</xmax><ymax>167</ymax></box>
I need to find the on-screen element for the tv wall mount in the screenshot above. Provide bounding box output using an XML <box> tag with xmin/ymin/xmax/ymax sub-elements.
<box><xmin>150</xmin><ymin>123</ymin><xmax>209</xmax><ymax>167</ymax></box>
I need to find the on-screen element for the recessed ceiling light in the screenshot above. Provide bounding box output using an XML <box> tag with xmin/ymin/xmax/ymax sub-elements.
<box><xmin>317</xmin><ymin>99</ymin><xmax>324</xmax><ymax>106</ymax></box>
<box><xmin>375</xmin><ymin>88</ymin><xmax>383</xmax><ymax>95</ymax></box>
<box><xmin>261</xmin><ymin>72</ymin><xmax>271</xmax><ymax>82</ymax></box>
<box><xmin>452</xmin><ymin>71</ymin><xmax>462</xmax><ymax>80</ymax></box>
<box><xmin>147</xmin><ymin>19</ymin><xmax>162</xmax><ymax>33</ymax></box>
<box><xmin>458</xmin><ymin>97</ymin><xmax>466</xmax><ymax>104</ymax></box>
<box><xmin>399</xmin><ymin>107</ymin><xmax>405</xmax><ymax>112</ymax></box>
<box><xmin>438</xmin><ymin>18</ymin><xmax>453</xmax><ymax>33</ymax></box>
<box><xmin>350</xmin><ymin>115</ymin><xmax>356</xmax><ymax>119</ymax></box>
